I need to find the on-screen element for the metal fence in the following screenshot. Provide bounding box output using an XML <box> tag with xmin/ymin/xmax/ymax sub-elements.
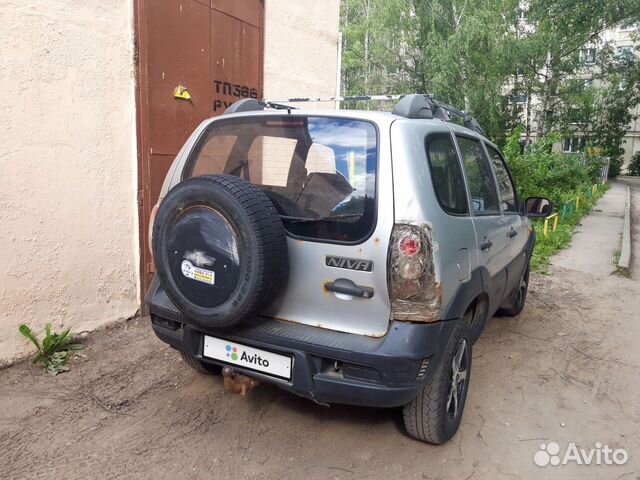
<box><xmin>578</xmin><ymin>155</ymin><xmax>610</xmax><ymax>184</ymax></box>
<box><xmin>542</xmin><ymin>180</ymin><xmax>607</xmax><ymax>237</ymax></box>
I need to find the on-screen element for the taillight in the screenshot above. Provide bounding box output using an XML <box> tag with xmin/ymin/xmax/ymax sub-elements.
<box><xmin>148</xmin><ymin>200</ymin><xmax>160</xmax><ymax>256</ymax></box>
<box><xmin>388</xmin><ymin>224</ymin><xmax>441</xmax><ymax>322</ymax></box>
<box><xmin>399</xmin><ymin>235</ymin><xmax>421</xmax><ymax>256</ymax></box>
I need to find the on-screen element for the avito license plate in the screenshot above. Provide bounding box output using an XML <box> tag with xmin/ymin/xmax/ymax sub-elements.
<box><xmin>203</xmin><ymin>336</ymin><xmax>292</xmax><ymax>380</ymax></box>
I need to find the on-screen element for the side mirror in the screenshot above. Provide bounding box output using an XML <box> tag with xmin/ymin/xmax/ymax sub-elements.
<box><xmin>524</xmin><ymin>197</ymin><xmax>553</xmax><ymax>218</ymax></box>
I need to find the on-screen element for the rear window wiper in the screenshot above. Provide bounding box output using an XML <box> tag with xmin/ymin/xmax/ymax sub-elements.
<box><xmin>279</xmin><ymin>213</ymin><xmax>363</xmax><ymax>224</ymax></box>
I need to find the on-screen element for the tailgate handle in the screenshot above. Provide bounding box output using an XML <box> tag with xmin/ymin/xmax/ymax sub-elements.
<box><xmin>324</xmin><ymin>278</ymin><xmax>374</xmax><ymax>299</ymax></box>
<box><xmin>480</xmin><ymin>240</ymin><xmax>493</xmax><ymax>251</ymax></box>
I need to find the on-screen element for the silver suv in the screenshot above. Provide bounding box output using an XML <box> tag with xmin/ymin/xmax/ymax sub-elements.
<box><xmin>146</xmin><ymin>94</ymin><xmax>551</xmax><ymax>444</ymax></box>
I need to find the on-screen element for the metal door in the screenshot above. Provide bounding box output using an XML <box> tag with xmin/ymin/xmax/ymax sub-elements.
<box><xmin>135</xmin><ymin>0</ymin><xmax>264</xmax><ymax>300</ymax></box>
<box><xmin>484</xmin><ymin>143</ymin><xmax>529</xmax><ymax>297</ymax></box>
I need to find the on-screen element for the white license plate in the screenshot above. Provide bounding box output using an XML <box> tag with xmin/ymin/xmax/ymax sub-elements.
<box><xmin>203</xmin><ymin>336</ymin><xmax>292</xmax><ymax>380</ymax></box>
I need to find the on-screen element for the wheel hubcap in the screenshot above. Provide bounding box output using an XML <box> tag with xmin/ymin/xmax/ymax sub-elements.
<box><xmin>516</xmin><ymin>271</ymin><xmax>528</xmax><ymax>305</ymax></box>
<box><xmin>446</xmin><ymin>338</ymin><xmax>468</xmax><ymax>421</ymax></box>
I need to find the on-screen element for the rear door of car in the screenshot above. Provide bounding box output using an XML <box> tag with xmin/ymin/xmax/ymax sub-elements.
<box><xmin>183</xmin><ymin>113</ymin><xmax>394</xmax><ymax>337</ymax></box>
<box><xmin>454</xmin><ymin>134</ymin><xmax>510</xmax><ymax>315</ymax></box>
<box><xmin>483</xmin><ymin>143</ymin><xmax>529</xmax><ymax>297</ymax></box>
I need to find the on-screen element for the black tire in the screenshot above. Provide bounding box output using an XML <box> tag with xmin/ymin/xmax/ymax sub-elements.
<box><xmin>403</xmin><ymin>319</ymin><xmax>472</xmax><ymax>444</ymax></box>
<box><xmin>498</xmin><ymin>265</ymin><xmax>530</xmax><ymax>317</ymax></box>
<box><xmin>179</xmin><ymin>351</ymin><xmax>222</xmax><ymax>375</ymax></box>
<box><xmin>153</xmin><ymin>174</ymin><xmax>288</xmax><ymax>328</ymax></box>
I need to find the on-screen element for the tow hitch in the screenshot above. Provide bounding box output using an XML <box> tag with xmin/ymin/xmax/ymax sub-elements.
<box><xmin>222</xmin><ymin>366</ymin><xmax>259</xmax><ymax>396</ymax></box>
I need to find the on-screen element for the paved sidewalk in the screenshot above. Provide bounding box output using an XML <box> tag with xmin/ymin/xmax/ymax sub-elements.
<box><xmin>552</xmin><ymin>181</ymin><xmax>626</xmax><ymax>276</ymax></box>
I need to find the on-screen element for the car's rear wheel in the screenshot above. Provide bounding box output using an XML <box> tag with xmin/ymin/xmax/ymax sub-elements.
<box><xmin>403</xmin><ymin>319</ymin><xmax>472</xmax><ymax>444</ymax></box>
<box><xmin>499</xmin><ymin>265</ymin><xmax>530</xmax><ymax>317</ymax></box>
<box><xmin>179</xmin><ymin>351</ymin><xmax>222</xmax><ymax>375</ymax></box>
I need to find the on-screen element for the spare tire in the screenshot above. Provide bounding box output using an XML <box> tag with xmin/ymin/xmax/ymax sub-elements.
<box><xmin>152</xmin><ymin>174</ymin><xmax>288</xmax><ymax>328</ymax></box>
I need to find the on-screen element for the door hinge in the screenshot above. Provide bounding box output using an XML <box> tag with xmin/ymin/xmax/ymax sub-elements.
<box><xmin>133</xmin><ymin>41</ymin><xmax>139</xmax><ymax>66</ymax></box>
<box><xmin>137</xmin><ymin>190</ymin><xmax>144</xmax><ymax>207</ymax></box>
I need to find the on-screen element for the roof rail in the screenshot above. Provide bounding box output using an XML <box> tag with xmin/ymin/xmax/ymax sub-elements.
<box><xmin>392</xmin><ymin>94</ymin><xmax>433</xmax><ymax>119</ymax></box>
<box><xmin>224</xmin><ymin>98</ymin><xmax>264</xmax><ymax>114</ymax></box>
<box><xmin>223</xmin><ymin>94</ymin><xmax>487</xmax><ymax>138</ymax></box>
<box><xmin>392</xmin><ymin>94</ymin><xmax>487</xmax><ymax>137</ymax></box>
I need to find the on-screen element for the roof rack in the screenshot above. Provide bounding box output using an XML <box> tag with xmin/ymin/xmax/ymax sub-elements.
<box><xmin>223</xmin><ymin>94</ymin><xmax>487</xmax><ymax>138</ymax></box>
<box><xmin>391</xmin><ymin>94</ymin><xmax>487</xmax><ymax>137</ymax></box>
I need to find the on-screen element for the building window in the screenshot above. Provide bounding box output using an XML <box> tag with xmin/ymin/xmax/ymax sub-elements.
<box><xmin>579</xmin><ymin>48</ymin><xmax>597</xmax><ymax>64</ymax></box>
<box><xmin>562</xmin><ymin>137</ymin><xmax>586</xmax><ymax>153</ymax></box>
<box><xmin>620</xmin><ymin>23</ymin><xmax>638</xmax><ymax>32</ymax></box>
<box><xmin>617</xmin><ymin>46</ymin><xmax>634</xmax><ymax>61</ymax></box>
<box><xmin>510</xmin><ymin>94</ymin><xmax>528</xmax><ymax>104</ymax></box>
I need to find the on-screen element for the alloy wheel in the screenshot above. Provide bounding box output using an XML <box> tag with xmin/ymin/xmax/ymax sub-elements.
<box><xmin>446</xmin><ymin>338</ymin><xmax>469</xmax><ymax>421</ymax></box>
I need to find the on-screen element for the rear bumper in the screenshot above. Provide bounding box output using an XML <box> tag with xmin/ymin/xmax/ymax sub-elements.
<box><xmin>146</xmin><ymin>276</ymin><xmax>460</xmax><ymax>408</ymax></box>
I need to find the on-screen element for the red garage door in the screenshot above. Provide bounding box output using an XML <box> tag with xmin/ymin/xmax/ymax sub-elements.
<box><xmin>135</xmin><ymin>0</ymin><xmax>264</xmax><ymax>300</ymax></box>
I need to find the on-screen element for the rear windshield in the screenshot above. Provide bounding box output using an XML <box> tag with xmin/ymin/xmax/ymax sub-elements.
<box><xmin>184</xmin><ymin>116</ymin><xmax>378</xmax><ymax>243</ymax></box>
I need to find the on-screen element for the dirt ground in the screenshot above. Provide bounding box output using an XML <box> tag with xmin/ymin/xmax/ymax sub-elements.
<box><xmin>2</xmin><ymin>269</ymin><xmax>640</xmax><ymax>479</ymax></box>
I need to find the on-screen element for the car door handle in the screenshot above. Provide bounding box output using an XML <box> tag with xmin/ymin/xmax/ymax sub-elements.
<box><xmin>480</xmin><ymin>240</ymin><xmax>493</xmax><ymax>251</ymax></box>
<box><xmin>508</xmin><ymin>228</ymin><xmax>518</xmax><ymax>238</ymax></box>
<box><xmin>324</xmin><ymin>278</ymin><xmax>374</xmax><ymax>299</ymax></box>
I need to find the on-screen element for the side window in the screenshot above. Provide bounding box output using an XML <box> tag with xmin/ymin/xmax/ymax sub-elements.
<box><xmin>486</xmin><ymin>145</ymin><xmax>518</xmax><ymax>213</ymax></box>
<box><xmin>456</xmin><ymin>136</ymin><xmax>500</xmax><ymax>214</ymax></box>
<box><xmin>426</xmin><ymin>133</ymin><xmax>469</xmax><ymax>215</ymax></box>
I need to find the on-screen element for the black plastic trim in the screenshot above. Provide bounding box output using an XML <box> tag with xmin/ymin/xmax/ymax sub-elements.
<box><xmin>440</xmin><ymin>266</ymin><xmax>487</xmax><ymax>321</ymax></box>
<box><xmin>146</xmin><ymin>277</ymin><xmax>461</xmax><ymax>408</ymax></box>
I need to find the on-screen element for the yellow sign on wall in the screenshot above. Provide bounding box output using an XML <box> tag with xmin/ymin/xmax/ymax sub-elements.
<box><xmin>173</xmin><ymin>85</ymin><xmax>191</xmax><ymax>100</ymax></box>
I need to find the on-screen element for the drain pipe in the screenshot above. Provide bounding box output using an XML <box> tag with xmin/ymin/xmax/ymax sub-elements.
<box><xmin>335</xmin><ymin>31</ymin><xmax>343</xmax><ymax>110</ymax></box>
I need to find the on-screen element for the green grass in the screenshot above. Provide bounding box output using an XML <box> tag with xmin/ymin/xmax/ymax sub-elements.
<box><xmin>613</xmin><ymin>245</ymin><xmax>631</xmax><ymax>278</ymax></box>
<box><xmin>530</xmin><ymin>184</ymin><xmax>608</xmax><ymax>273</ymax></box>
<box><xmin>19</xmin><ymin>323</ymin><xmax>84</xmax><ymax>375</ymax></box>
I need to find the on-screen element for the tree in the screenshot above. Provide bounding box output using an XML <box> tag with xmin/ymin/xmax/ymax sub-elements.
<box><xmin>554</xmin><ymin>41</ymin><xmax>640</xmax><ymax>175</ymax></box>
<box><xmin>341</xmin><ymin>0</ymin><xmax>419</xmax><ymax>106</ymax></box>
<box><xmin>340</xmin><ymin>0</ymin><xmax>640</xmax><ymax>151</ymax></box>
<box><xmin>590</xmin><ymin>44</ymin><xmax>640</xmax><ymax>175</ymax></box>
<box><xmin>341</xmin><ymin>0</ymin><xmax>519</xmax><ymax>143</ymax></box>
<box><xmin>519</xmin><ymin>0</ymin><xmax>640</xmax><ymax>137</ymax></box>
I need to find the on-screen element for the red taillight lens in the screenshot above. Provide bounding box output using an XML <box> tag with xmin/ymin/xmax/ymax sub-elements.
<box><xmin>399</xmin><ymin>236</ymin><xmax>421</xmax><ymax>256</ymax></box>
<box><xmin>388</xmin><ymin>224</ymin><xmax>441</xmax><ymax>322</ymax></box>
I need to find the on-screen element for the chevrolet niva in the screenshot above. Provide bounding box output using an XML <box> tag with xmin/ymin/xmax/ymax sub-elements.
<box><xmin>146</xmin><ymin>94</ymin><xmax>551</xmax><ymax>444</ymax></box>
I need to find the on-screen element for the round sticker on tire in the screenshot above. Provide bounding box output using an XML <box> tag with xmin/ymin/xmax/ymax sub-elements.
<box><xmin>181</xmin><ymin>260</ymin><xmax>215</xmax><ymax>285</ymax></box>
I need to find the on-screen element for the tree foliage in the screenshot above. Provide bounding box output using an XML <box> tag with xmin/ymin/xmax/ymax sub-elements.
<box><xmin>341</xmin><ymin>0</ymin><xmax>640</xmax><ymax>163</ymax></box>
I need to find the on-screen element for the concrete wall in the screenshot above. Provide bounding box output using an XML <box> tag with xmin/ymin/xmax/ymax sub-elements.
<box><xmin>0</xmin><ymin>1</ymin><xmax>139</xmax><ymax>363</ymax></box>
<box><xmin>263</xmin><ymin>0</ymin><xmax>340</xmax><ymax>105</ymax></box>
<box><xmin>0</xmin><ymin>0</ymin><xmax>340</xmax><ymax>364</ymax></box>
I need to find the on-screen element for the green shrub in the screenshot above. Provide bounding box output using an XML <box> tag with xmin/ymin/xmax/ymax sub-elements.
<box><xmin>608</xmin><ymin>156</ymin><xmax>623</xmax><ymax>178</ymax></box>
<box><xmin>19</xmin><ymin>323</ymin><xmax>84</xmax><ymax>375</ymax></box>
<box><xmin>504</xmin><ymin>129</ymin><xmax>603</xmax><ymax>208</ymax></box>
<box><xmin>504</xmin><ymin>128</ymin><xmax>607</xmax><ymax>272</ymax></box>
<box><xmin>628</xmin><ymin>151</ymin><xmax>640</xmax><ymax>176</ymax></box>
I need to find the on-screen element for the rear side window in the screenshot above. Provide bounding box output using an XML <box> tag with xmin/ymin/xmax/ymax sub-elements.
<box><xmin>485</xmin><ymin>145</ymin><xmax>518</xmax><ymax>213</ymax></box>
<box><xmin>456</xmin><ymin>136</ymin><xmax>500</xmax><ymax>215</ymax></box>
<box><xmin>184</xmin><ymin>116</ymin><xmax>377</xmax><ymax>243</ymax></box>
<box><xmin>426</xmin><ymin>133</ymin><xmax>469</xmax><ymax>215</ymax></box>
